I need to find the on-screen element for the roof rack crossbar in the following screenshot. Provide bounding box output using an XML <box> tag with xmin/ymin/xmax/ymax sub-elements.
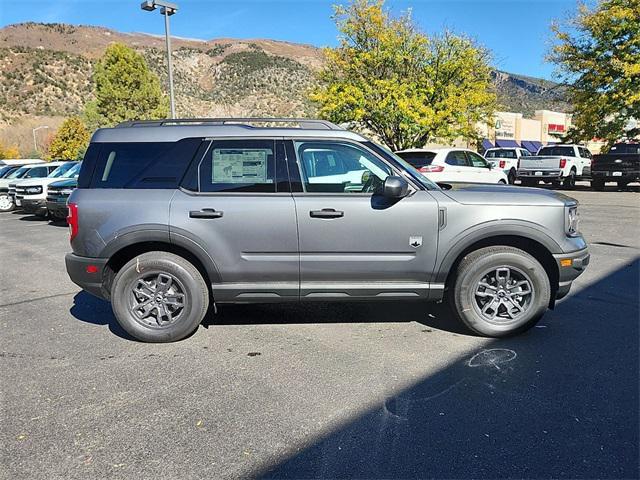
<box><xmin>116</xmin><ymin>118</ymin><xmax>343</xmax><ymax>130</ymax></box>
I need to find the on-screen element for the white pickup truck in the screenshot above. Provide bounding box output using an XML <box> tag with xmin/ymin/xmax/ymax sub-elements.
<box><xmin>484</xmin><ymin>147</ymin><xmax>533</xmax><ymax>184</ymax></box>
<box><xmin>517</xmin><ymin>144</ymin><xmax>592</xmax><ymax>188</ymax></box>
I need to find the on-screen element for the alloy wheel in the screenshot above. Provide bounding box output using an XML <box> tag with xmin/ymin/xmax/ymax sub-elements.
<box><xmin>129</xmin><ymin>272</ymin><xmax>186</xmax><ymax>328</ymax></box>
<box><xmin>472</xmin><ymin>266</ymin><xmax>535</xmax><ymax>324</ymax></box>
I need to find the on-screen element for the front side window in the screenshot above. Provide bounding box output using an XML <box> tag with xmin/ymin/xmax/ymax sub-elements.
<box><xmin>467</xmin><ymin>151</ymin><xmax>489</xmax><ymax>168</ymax></box>
<box><xmin>295</xmin><ymin>141</ymin><xmax>391</xmax><ymax>194</ymax></box>
<box><xmin>26</xmin><ymin>166</ymin><xmax>48</xmax><ymax>178</ymax></box>
<box><xmin>446</xmin><ymin>151</ymin><xmax>470</xmax><ymax>167</ymax></box>
<box><xmin>199</xmin><ymin>139</ymin><xmax>277</xmax><ymax>193</ymax></box>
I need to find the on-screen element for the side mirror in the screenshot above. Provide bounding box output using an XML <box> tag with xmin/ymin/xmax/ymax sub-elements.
<box><xmin>383</xmin><ymin>176</ymin><xmax>409</xmax><ymax>199</ymax></box>
<box><xmin>486</xmin><ymin>163</ymin><xmax>493</xmax><ymax>169</ymax></box>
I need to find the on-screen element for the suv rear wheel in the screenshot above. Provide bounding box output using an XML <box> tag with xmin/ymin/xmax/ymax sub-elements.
<box><xmin>449</xmin><ymin>246</ymin><xmax>550</xmax><ymax>337</ymax></box>
<box><xmin>111</xmin><ymin>251</ymin><xmax>209</xmax><ymax>342</ymax></box>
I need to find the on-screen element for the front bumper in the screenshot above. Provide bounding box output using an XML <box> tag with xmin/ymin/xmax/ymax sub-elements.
<box><xmin>22</xmin><ymin>198</ymin><xmax>47</xmax><ymax>215</ymax></box>
<box><xmin>65</xmin><ymin>253</ymin><xmax>110</xmax><ymax>300</ymax></box>
<box><xmin>47</xmin><ymin>201</ymin><xmax>69</xmax><ymax>218</ymax></box>
<box><xmin>553</xmin><ymin>247</ymin><xmax>590</xmax><ymax>300</ymax></box>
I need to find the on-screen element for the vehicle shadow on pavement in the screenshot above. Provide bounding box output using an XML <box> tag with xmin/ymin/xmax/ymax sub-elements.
<box><xmin>70</xmin><ymin>291</ymin><xmax>135</xmax><ymax>340</ymax></box>
<box><xmin>207</xmin><ymin>301</ymin><xmax>468</xmax><ymax>334</ymax></box>
<box><xmin>257</xmin><ymin>259</ymin><xmax>640</xmax><ymax>479</ymax></box>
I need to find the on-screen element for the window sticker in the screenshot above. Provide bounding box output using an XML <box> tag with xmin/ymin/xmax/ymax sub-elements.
<box><xmin>212</xmin><ymin>149</ymin><xmax>272</xmax><ymax>184</ymax></box>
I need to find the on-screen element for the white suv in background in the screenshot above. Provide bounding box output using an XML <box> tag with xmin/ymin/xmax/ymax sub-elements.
<box><xmin>16</xmin><ymin>161</ymin><xmax>80</xmax><ymax>218</ymax></box>
<box><xmin>395</xmin><ymin>148</ymin><xmax>508</xmax><ymax>184</ymax></box>
<box><xmin>484</xmin><ymin>147</ymin><xmax>533</xmax><ymax>184</ymax></box>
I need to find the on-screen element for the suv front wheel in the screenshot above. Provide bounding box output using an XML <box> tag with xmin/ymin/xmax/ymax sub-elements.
<box><xmin>111</xmin><ymin>251</ymin><xmax>209</xmax><ymax>342</ymax></box>
<box><xmin>449</xmin><ymin>246</ymin><xmax>550</xmax><ymax>337</ymax></box>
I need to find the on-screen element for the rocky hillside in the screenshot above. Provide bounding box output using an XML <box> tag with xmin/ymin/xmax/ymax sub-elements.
<box><xmin>0</xmin><ymin>22</ymin><xmax>570</xmax><ymax>153</ymax></box>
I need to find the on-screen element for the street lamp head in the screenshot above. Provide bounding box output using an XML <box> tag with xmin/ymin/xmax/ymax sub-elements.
<box><xmin>141</xmin><ymin>0</ymin><xmax>178</xmax><ymax>14</ymax></box>
<box><xmin>141</xmin><ymin>0</ymin><xmax>156</xmax><ymax>11</ymax></box>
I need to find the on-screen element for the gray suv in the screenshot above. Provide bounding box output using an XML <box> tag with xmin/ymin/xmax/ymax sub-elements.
<box><xmin>65</xmin><ymin>118</ymin><xmax>589</xmax><ymax>342</ymax></box>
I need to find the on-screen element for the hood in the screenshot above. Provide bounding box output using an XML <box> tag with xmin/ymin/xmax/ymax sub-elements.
<box><xmin>440</xmin><ymin>183</ymin><xmax>577</xmax><ymax>207</ymax></box>
<box><xmin>49</xmin><ymin>178</ymin><xmax>78</xmax><ymax>188</ymax></box>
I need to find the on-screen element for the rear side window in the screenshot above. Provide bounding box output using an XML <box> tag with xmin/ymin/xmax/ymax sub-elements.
<box><xmin>445</xmin><ymin>151</ymin><xmax>470</xmax><ymax>166</ymax></box>
<box><xmin>198</xmin><ymin>139</ymin><xmax>279</xmax><ymax>193</ymax></box>
<box><xmin>89</xmin><ymin>139</ymin><xmax>202</xmax><ymax>189</ymax></box>
<box><xmin>395</xmin><ymin>152</ymin><xmax>436</xmax><ymax>168</ymax></box>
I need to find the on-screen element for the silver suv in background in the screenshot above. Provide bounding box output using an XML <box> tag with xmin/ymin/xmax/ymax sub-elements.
<box><xmin>65</xmin><ymin>118</ymin><xmax>589</xmax><ymax>343</ymax></box>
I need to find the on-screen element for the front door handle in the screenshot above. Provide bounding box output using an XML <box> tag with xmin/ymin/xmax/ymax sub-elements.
<box><xmin>189</xmin><ymin>208</ymin><xmax>223</xmax><ymax>219</ymax></box>
<box><xmin>310</xmin><ymin>208</ymin><xmax>344</xmax><ymax>219</ymax></box>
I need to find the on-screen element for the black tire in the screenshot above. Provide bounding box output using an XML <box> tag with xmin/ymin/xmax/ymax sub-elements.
<box><xmin>521</xmin><ymin>178</ymin><xmax>537</xmax><ymax>187</ymax></box>
<box><xmin>111</xmin><ymin>251</ymin><xmax>209</xmax><ymax>342</ymax></box>
<box><xmin>0</xmin><ymin>193</ymin><xmax>15</xmax><ymax>212</ymax></box>
<box><xmin>507</xmin><ymin>169</ymin><xmax>517</xmax><ymax>184</ymax></box>
<box><xmin>448</xmin><ymin>246</ymin><xmax>550</xmax><ymax>337</ymax></box>
<box><xmin>563</xmin><ymin>169</ymin><xmax>576</xmax><ymax>189</ymax></box>
<box><xmin>591</xmin><ymin>179</ymin><xmax>605</xmax><ymax>191</ymax></box>
<box><xmin>498</xmin><ymin>179</ymin><xmax>507</xmax><ymax>185</ymax></box>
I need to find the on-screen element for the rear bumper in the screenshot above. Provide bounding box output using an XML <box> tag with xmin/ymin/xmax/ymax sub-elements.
<box><xmin>65</xmin><ymin>253</ymin><xmax>109</xmax><ymax>300</ymax></box>
<box><xmin>592</xmin><ymin>171</ymin><xmax>639</xmax><ymax>182</ymax></box>
<box><xmin>553</xmin><ymin>247</ymin><xmax>590</xmax><ymax>300</ymax></box>
<box><xmin>517</xmin><ymin>169</ymin><xmax>563</xmax><ymax>179</ymax></box>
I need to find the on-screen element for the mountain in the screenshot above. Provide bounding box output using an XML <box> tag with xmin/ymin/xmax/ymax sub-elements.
<box><xmin>0</xmin><ymin>22</ymin><xmax>570</xmax><ymax>154</ymax></box>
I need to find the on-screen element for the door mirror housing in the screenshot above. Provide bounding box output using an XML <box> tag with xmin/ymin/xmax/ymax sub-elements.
<box><xmin>383</xmin><ymin>176</ymin><xmax>409</xmax><ymax>199</ymax></box>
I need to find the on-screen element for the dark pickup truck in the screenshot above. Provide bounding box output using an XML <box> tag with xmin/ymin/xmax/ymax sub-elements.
<box><xmin>591</xmin><ymin>142</ymin><xmax>640</xmax><ymax>190</ymax></box>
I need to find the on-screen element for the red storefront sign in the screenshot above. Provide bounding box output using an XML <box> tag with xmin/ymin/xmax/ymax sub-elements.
<box><xmin>548</xmin><ymin>123</ymin><xmax>566</xmax><ymax>134</ymax></box>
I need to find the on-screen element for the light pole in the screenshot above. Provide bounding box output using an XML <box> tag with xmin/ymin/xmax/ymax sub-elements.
<box><xmin>32</xmin><ymin>125</ymin><xmax>49</xmax><ymax>156</ymax></box>
<box><xmin>141</xmin><ymin>0</ymin><xmax>178</xmax><ymax>118</ymax></box>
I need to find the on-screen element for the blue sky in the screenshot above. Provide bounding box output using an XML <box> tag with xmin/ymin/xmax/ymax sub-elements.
<box><xmin>1</xmin><ymin>0</ymin><xmax>580</xmax><ymax>79</ymax></box>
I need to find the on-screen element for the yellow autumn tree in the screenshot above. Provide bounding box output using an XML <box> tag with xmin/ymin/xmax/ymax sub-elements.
<box><xmin>0</xmin><ymin>142</ymin><xmax>20</xmax><ymax>159</ymax></box>
<box><xmin>311</xmin><ymin>0</ymin><xmax>496</xmax><ymax>151</ymax></box>
<box><xmin>47</xmin><ymin>117</ymin><xmax>90</xmax><ymax>160</ymax></box>
<box><xmin>550</xmin><ymin>0</ymin><xmax>640</xmax><ymax>145</ymax></box>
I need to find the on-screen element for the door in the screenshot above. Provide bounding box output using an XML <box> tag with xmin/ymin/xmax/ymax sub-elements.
<box><xmin>466</xmin><ymin>151</ymin><xmax>501</xmax><ymax>183</ymax></box>
<box><xmin>444</xmin><ymin>150</ymin><xmax>473</xmax><ymax>182</ymax></box>
<box><xmin>169</xmin><ymin>139</ymin><xmax>299</xmax><ymax>302</ymax></box>
<box><xmin>288</xmin><ymin>139</ymin><xmax>440</xmax><ymax>299</ymax></box>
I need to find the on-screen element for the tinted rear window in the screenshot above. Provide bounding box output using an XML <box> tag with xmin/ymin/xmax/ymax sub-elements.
<box><xmin>87</xmin><ymin>139</ymin><xmax>202</xmax><ymax>189</ymax></box>
<box><xmin>395</xmin><ymin>152</ymin><xmax>436</xmax><ymax>168</ymax></box>
<box><xmin>538</xmin><ymin>146</ymin><xmax>575</xmax><ymax>157</ymax></box>
<box><xmin>486</xmin><ymin>149</ymin><xmax>516</xmax><ymax>159</ymax></box>
<box><xmin>610</xmin><ymin>144</ymin><xmax>640</xmax><ymax>154</ymax></box>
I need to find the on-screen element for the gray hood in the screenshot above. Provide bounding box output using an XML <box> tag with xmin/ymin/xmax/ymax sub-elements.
<box><xmin>440</xmin><ymin>183</ymin><xmax>577</xmax><ymax>207</ymax></box>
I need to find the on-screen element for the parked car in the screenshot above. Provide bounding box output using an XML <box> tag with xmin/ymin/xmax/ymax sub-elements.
<box><xmin>394</xmin><ymin>148</ymin><xmax>508</xmax><ymax>184</ymax></box>
<box><xmin>0</xmin><ymin>163</ymin><xmax>53</xmax><ymax>212</ymax></box>
<box><xmin>0</xmin><ymin>165</ymin><xmax>19</xmax><ymax>178</ymax></box>
<box><xmin>484</xmin><ymin>147</ymin><xmax>533</xmax><ymax>184</ymax></box>
<box><xmin>590</xmin><ymin>142</ymin><xmax>640</xmax><ymax>190</ymax></box>
<box><xmin>9</xmin><ymin>162</ymin><xmax>69</xmax><ymax>212</ymax></box>
<box><xmin>47</xmin><ymin>177</ymin><xmax>78</xmax><ymax>220</ymax></box>
<box><xmin>0</xmin><ymin>158</ymin><xmax>44</xmax><ymax>167</ymax></box>
<box><xmin>517</xmin><ymin>144</ymin><xmax>592</xmax><ymax>188</ymax></box>
<box><xmin>65</xmin><ymin>118</ymin><xmax>589</xmax><ymax>343</ymax></box>
<box><xmin>16</xmin><ymin>161</ymin><xmax>79</xmax><ymax>218</ymax></box>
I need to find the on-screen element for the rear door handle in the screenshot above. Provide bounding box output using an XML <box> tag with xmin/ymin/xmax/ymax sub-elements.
<box><xmin>310</xmin><ymin>208</ymin><xmax>344</xmax><ymax>219</ymax></box>
<box><xmin>189</xmin><ymin>208</ymin><xmax>223</xmax><ymax>219</ymax></box>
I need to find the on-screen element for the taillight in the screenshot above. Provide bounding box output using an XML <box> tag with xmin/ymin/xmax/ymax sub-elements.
<box><xmin>499</xmin><ymin>160</ymin><xmax>506</xmax><ymax>169</ymax></box>
<box><xmin>559</xmin><ymin>158</ymin><xmax>567</xmax><ymax>168</ymax></box>
<box><xmin>419</xmin><ymin>165</ymin><xmax>445</xmax><ymax>173</ymax></box>
<box><xmin>67</xmin><ymin>202</ymin><xmax>78</xmax><ymax>242</ymax></box>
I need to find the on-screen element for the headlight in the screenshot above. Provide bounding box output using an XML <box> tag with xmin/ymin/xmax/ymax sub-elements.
<box><xmin>566</xmin><ymin>205</ymin><xmax>579</xmax><ymax>236</ymax></box>
<box><xmin>26</xmin><ymin>186</ymin><xmax>43</xmax><ymax>195</ymax></box>
<box><xmin>60</xmin><ymin>189</ymin><xmax>74</xmax><ymax>195</ymax></box>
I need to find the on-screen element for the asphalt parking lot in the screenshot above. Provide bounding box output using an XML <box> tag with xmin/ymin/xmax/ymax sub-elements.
<box><xmin>1</xmin><ymin>184</ymin><xmax>639</xmax><ymax>480</ymax></box>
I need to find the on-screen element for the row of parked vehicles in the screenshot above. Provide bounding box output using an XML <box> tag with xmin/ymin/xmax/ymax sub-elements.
<box><xmin>395</xmin><ymin>142</ymin><xmax>639</xmax><ymax>189</ymax></box>
<box><xmin>0</xmin><ymin>141</ymin><xmax>637</xmax><ymax>222</ymax></box>
<box><xmin>0</xmin><ymin>159</ymin><xmax>80</xmax><ymax>217</ymax></box>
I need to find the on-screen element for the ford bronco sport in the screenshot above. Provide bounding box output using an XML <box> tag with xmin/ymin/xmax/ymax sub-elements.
<box><xmin>65</xmin><ymin>118</ymin><xmax>589</xmax><ymax>343</ymax></box>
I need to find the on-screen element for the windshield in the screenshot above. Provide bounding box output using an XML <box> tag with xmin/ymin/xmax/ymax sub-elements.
<box><xmin>6</xmin><ymin>166</ymin><xmax>30</xmax><ymax>179</ymax></box>
<box><xmin>486</xmin><ymin>149</ymin><xmax>516</xmax><ymax>159</ymax></box>
<box><xmin>364</xmin><ymin>142</ymin><xmax>440</xmax><ymax>190</ymax></box>
<box><xmin>63</xmin><ymin>162</ymin><xmax>82</xmax><ymax>178</ymax></box>
<box><xmin>0</xmin><ymin>166</ymin><xmax>16</xmax><ymax>178</ymax></box>
<box><xmin>49</xmin><ymin>162</ymin><xmax>77</xmax><ymax>178</ymax></box>
<box><xmin>538</xmin><ymin>146</ymin><xmax>575</xmax><ymax>157</ymax></box>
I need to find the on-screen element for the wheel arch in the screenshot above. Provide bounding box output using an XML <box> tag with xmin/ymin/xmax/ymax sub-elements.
<box><xmin>438</xmin><ymin>231</ymin><xmax>560</xmax><ymax>307</ymax></box>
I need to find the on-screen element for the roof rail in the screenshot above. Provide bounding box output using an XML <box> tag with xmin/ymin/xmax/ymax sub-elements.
<box><xmin>116</xmin><ymin>118</ymin><xmax>344</xmax><ymax>130</ymax></box>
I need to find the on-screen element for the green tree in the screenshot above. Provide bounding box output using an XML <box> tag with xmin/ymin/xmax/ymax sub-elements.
<box><xmin>46</xmin><ymin>117</ymin><xmax>90</xmax><ymax>160</ymax></box>
<box><xmin>550</xmin><ymin>0</ymin><xmax>640</xmax><ymax>145</ymax></box>
<box><xmin>310</xmin><ymin>0</ymin><xmax>496</xmax><ymax>151</ymax></box>
<box><xmin>86</xmin><ymin>43</ymin><xmax>168</xmax><ymax>127</ymax></box>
